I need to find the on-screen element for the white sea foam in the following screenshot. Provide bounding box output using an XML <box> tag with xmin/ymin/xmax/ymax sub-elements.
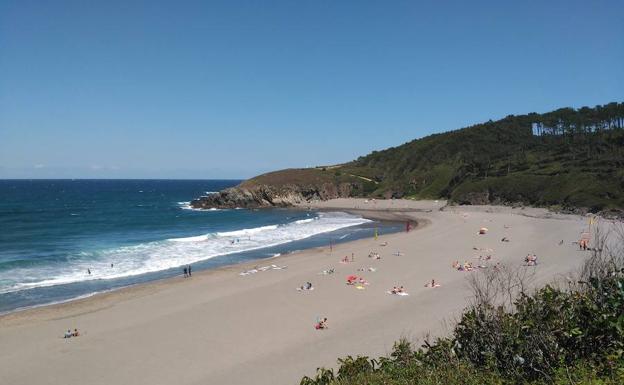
<box><xmin>177</xmin><ymin>201</ymin><xmax>193</xmax><ymax>210</ymax></box>
<box><xmin>168</xmin><ymin>234</ymin><xmax>209</xmax><ymax>242</ymax></box>
<box><xmin>216</xmin><ymin>225</ymin><xmax>278</xmax><ymax>237</ymax></box>
<box><xmin>0</xmin><ymin>212</ymin><xmax>370</xmax><ymax>295</ymax></box>
<box><xmin>177</xmin><ymin>201</ymin><xmax>221</xmax><ymax>211</ymax></box>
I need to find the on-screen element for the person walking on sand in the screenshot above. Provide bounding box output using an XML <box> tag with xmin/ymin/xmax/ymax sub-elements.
<box><xmin>183</xmin><ymin>266</ymin><xmax>188</xmax><ymax>278</ymax></box>
<box><xmin>188</xmin><ymin>265</ymin><xmax>192</xmax><ymax>277</ymax></box>
<box><xmin>351</xmin><ymin>253</ymin><xmax>354</xmax><ymax>262</ymax></box>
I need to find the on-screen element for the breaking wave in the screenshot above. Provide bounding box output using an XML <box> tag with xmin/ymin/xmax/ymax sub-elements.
<box><xmin>0</xmin><ymin>213</ymin><xmax>369</xmax><ymax>294</ymax></box>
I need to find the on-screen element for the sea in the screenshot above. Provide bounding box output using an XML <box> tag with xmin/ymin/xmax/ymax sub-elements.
<box><xmin>0</xmin><ymin>179</ymin><xmax>402</xmax><ymax>314</ymax></box>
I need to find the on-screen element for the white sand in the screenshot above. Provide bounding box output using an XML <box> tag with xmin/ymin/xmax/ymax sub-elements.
<box><xmin>0</xmin><ymin>200</ymin><xmax>597</xmax><ymax>385</ymax></box>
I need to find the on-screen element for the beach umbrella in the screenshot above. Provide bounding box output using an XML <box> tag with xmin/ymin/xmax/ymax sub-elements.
<box><xmin>346</xmin><ymin>275</ymin><xmax>357</xmax><ymax>281</ymax></box>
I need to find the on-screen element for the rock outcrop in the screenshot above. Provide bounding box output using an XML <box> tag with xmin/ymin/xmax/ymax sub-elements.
<box><xmin>190</xmin><ymin>182</ymin><xmax>357</xmax><ymax>209</ymax></box>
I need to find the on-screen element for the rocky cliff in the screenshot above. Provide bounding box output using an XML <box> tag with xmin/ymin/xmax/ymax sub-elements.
<box><xmin>190</xmin><ymin>182</ymin><xmax>358</xmax><ymax>209</ymax></box>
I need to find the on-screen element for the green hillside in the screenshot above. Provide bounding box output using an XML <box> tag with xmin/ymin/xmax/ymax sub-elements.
<box><xmin>235</xmin><ymin>102</ymin><xmax>624</xmax><ymax>213</ymax></box>
<box><xmin>330</xmin><ymin>102</ymin><xmax>624</xmax><ymax>212</ymax></box>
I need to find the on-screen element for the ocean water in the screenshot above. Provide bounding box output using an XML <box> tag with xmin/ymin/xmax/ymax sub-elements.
<box><xmin>0</xmin><ymin>180</ymin><xmax>401</xmax><ymax>313</ymax></box>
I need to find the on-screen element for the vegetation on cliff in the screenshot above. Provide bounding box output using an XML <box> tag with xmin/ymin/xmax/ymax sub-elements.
<box><xmin>339</xmin><ymin>102</ymin><xmax>624</xmax><ymax>212</ymax></box>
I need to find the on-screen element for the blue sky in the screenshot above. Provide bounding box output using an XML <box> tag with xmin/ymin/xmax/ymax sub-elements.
<box><xmin>1</xmin><ymin>0</ymin><xmax>622</xmax><ymax>179</ymax></box>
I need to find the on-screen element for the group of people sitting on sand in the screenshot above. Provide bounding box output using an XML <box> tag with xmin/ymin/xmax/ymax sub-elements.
<box><xmin>390</xmin><ymin>286</ymin><xmax>406</xmax><ymax>294</ymax></box>
<box><xmin>424</xmin><ymin>279</ymin><xmax>440</xmax><ymax>288</ymax></box>
<box><xmin>524</xmin><ymin>254</ymin><xmax>538</xmax><ymax>266</ymax></box>
<box><xmin>64</xmin><ymin>328</ymin><xmax>80</xmax><ymax>338</ymax></box>
<box><xmin>346</xmin><ymin>276</ymin><xmax>368</xmax><ymax>285</ymax></box>
<box><xmin>452</xmin><ymin>260</ymin><xmax>475</xmax><ymax>271</ymax></box>
<box><xmin>368</xmin><ymin>252</ymin><xmax>381</xmax><ymax>259</ymax></box>
<box><xmin>315</xmin><ymin>317</ymin><xmax>328</xmax><ymax>330</ymax></box>
<box><xmin>297</xmin><ymin>281</ymin><xmax>313</xmax><ymax>291</ymax></box>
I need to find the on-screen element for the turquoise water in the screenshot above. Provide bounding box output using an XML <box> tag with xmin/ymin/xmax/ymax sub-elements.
<box><xmin>0</xmin><ymin>180</ymin><xmax>400</xmax><ymax>313</ymax></box>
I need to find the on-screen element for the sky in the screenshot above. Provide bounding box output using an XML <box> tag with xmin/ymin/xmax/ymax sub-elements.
<box><xmin>1</xmin><ymin>0</ymin><xmax>622</xmax><ymax>179</ymax></box>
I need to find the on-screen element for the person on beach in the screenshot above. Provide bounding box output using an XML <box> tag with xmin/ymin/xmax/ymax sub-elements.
<box><xmin>183</xmin><ymin>267</ymin><xmax>188</xmax><ymax>278</ymax></box>
<box><xmin>111</xmin><ymin>263</ymin><xmax>114</xmax><ymax>268</ymax></box>
<box><xmin>64</xmin><ymin>329</ymin><xmax>72</xmax><ymax>338</ymax></box>
<box><xmin>188</xmin><ymin>265</ymin><xmax>192</xmax><ymax>277</ymax></box>
<box><xmin>315</xmin><ymin>318</ymin><xmax>328</xmax><ymax>330</ymax></box>
<box><xmin>425</xmin><ymin>279</ymin><xmax>439</xmax><ymax>288</ymax></box>
<box><xmin>87</xmin><ymin>268</ymin><xmax>91</xmax><ymax>275</ymax></box>
<box><xmin>351</xmin><ymin>253</ymin><xmax>354</xmax><ymax>262</ymax></box>
<box><xmin>525</xmin><ymin>254</ymin><xmax>538</xmax><ymax>266</ymax></box>
<box><xmin>73</xmin><ymin>328</ymin><xmax>80</xmax><ymax>337</ymax></box>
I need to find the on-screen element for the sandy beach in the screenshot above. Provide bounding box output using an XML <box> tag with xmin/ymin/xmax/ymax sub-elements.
<box><xmin>0</xmin><ymin>199</ymin><xmax>596</xmax><ymax>385</ymax></box>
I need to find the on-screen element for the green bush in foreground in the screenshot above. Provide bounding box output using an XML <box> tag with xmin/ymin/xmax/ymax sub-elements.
<box><xmin>300</xmin><ymin>245</ymin><xmax>624</xmax><ymax>385</ymax></box>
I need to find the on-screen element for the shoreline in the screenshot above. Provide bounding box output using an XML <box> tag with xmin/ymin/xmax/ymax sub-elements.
<box><xmin>0</xmin><ymin>208</ymin><xmax>416</xmax><ymax>323</ymax></box>
<box><xmin>0</xmin><ymin>199</ymin><xmax>598</xmax><ymax>385</ymax></box>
